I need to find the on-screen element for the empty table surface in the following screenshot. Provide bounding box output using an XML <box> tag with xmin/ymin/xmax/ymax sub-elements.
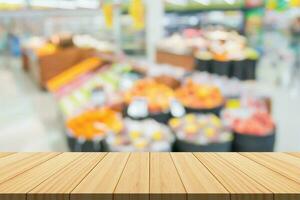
<box><xmin>0</xmin><ymin>152</ymin><xmax>299</xmax><ymax>200</ymax></box>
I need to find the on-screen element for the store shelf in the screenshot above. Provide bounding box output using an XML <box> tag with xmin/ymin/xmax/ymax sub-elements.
<box><xmin>0</xmin><ymin>152</ymin><xmax>300</xmax><ymax>199</ymax></box>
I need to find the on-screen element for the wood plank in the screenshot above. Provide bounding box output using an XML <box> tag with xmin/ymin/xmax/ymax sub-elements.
<box><xmin>194</xmin><ymin>153</ymin><xmax>272</xmax><ymax>200</ymax></box>
<box><xmin>156</xmin><ymin>50</ymin><xmax>195</xmax><ymax>71</ymax></box>
<box><xmin>27</xmin><ymin>153</ymin><xmax>107</xmax><ymax>200</ymax></box>
<box><xmin>150</xmin><ymin>153</ymin><xmax>186</xmax><ymax>200</ymax></box>
<box><xmin>0</xmin><ymin>153</ymin><xmax>15</xmax><ymax>159</ymax></box>
<box><xmin>71</xmin><ymin>153</ymin><xmax>130</xmax><ymax>200</ymax></box>
<box><xmin>46</xmin><ymin>56</ymin><xmax>102</xmax><ymax>91</ymax></box>
<box><xmin>242</xmin><ymin>153</ymin><xmax>300</xmax><ymax>184</ymax></box>
<box><xmin>218</xmin><ymin>153</ymin><xmax>300</xmax><ymax>200</ymax></box>
<box><xmin>170</xmin><ymin>153</ymin><xmax>229</xmax><ymax>200</ymax></box>
<box><xmin>0</xmin><ymin>152</ymin><xmax>60</xmax><ymax>185</ymax></box>
<box><xmin>287</xmin><ymin>153</ymin><xmax>300</xmax><ymax>159</ymax></box>
<box><xmin>0</xmin><ymin>153</ymin><xmax>82</xmax><ymax>200</ymax></box>
<box><xmin>114</xmin><ymin>153</ymin><xmax>149</xmax><ymax>200</ymax></box>
<box><xmin>0</xmin><ymin>153</ymin><xmax>299</xmax><ymax>200</ymax></box>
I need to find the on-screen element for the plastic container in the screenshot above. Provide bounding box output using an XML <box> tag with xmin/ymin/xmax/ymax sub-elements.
<box><xmin>244</xmin><ymin>59</ymin><xmax>257</xmax><ymax>80</ymax></box>
<box><xmin>232</xmin><ymin>130</ymin><xmax>275</xmax><ymax>152</ymax></box>
<box><xmin>196</xmin><ymin>58</ymin><xmax>211</xmax><ymax>73</ymax></box>
<box><xmin>195</xmin><ymin>51</ymin><xmax>213</xmax><ymax>73</ymax></box>
<box><xmin>173</xmin><ymin>139</ymin><xmax>232</xmax><ymax>152</ymax></box>
<box><xmin>184</xmin><ymin>104</ymin><xmax>224</xmax><ymax>116</ymax></box>
<box><xmin>231</xmin><ymin>60</ymin><xmax>246</xmax><ymax>80</ymax></box>
<box><xmin>211</xmin><ymin>60</ymin><xmax>231</xmax><ymax>77</ymax></box>
<box><xmin>244</xmin><ymin>48</ymin><xmax>259</xmax><ymax>80</ymax></box>
<box><xmin>105</xmin><ymin>118</ymin><xmax>175</xmax><ymax>152</ymax></box>
<box><xmin>66</xmin><ymin>134</ymin><xmax>106</xmax><ymax>152</ymax></box>
<box><xmin>169</xmin><ymin>114</ymin><xmax>233</xmax><ymax>152</ymax></box>
<box><xmin>124</xmin><ymin>107</ymin><xmax>171</xmax><ymax>124</ymax></box>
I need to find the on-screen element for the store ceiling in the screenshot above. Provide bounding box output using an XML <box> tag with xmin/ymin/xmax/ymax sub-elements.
<box><xmin>0</xmin><ymin>0</ymin><xmax>101</xmax><ymax>10</ymax></box>
<box><xmin>0</xmin><ymin>0</ymin><xmax>261</xmax><ymax>11</ymax></box>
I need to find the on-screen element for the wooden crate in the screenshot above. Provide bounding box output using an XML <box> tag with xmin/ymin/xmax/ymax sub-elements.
<box><xmin>25</xmin><ymin>47</ymin><xmax>96</xmax><ymax>88</ymax></box>
<box><xmin>156</xmin><ymin>49</ymin><xmax>195</xmax><ymax>71</ymax></box>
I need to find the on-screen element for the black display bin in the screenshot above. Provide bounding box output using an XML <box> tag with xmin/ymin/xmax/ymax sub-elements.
<box><xmin>231</xmin><ymin>59</ymin><xmax>257</xmax><ymax>80</ymax></box>
<box><xmin>66</xmin><ymin>134</ymin><xmax>106</xmax><ymax>152</ymax></box>
<box><xmin>231</xmin><ymin>60</ymin><xmax>246</xmax><ymax>80</ymax></box>
<box><xmin>232</xmin><ymin>130</ymin><xmax>275</xmax><ymax>152</ymax></box>
<box><xmin>184</xmin><ymin>104</ymin><xmax>224</xmax><ymax>116</ymax></box>
<box><xmin>173</xmin><ymin>139</ymin><xmax>232</xmax><ymax>152</ymax></box>
<box><xmin>196</xmin><ymin>58</ymin><xmax>212</xmax><ymax>73</ymax></box>
<box><xmin>130</xmin><ymin>70</ymin><xmax>146</xmax><ymax>78</ymax></box>
<box><xmin>123</xmin><ymin>107</ymin><xmax>171</xmax><ymax>124</ymax></box>
<box><xmin>244</xmin><ymin>59</ymin><xmax>257</xmax><ymax>80</ymax></box>
<box><xmin>211</xmin><ymin>60</ymin><xmax>231</xmax><ymax>77</ymax></box>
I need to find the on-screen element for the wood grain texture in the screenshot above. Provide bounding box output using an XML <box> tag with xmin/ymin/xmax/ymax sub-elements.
<box><xmin>0</xmin><ymin>153</ymin><xmax>15</xmax><ymax>159</ymax></box>
<box><xmin>71</xmin><ymin>153</ymin><xmax>130</xmax><ymax>200</ymax></box>
<box><xmin>287</xmin><ymin>153</ymin><xmax>300</xmax><ymax>159</ymax></box>
<box><xmin>114</xmin><ymin>153</ymin><xmax>149</xmax><ymax>200</ymax></box>
<box><xmin>0</xmin><ymin>153</ymin><xmax>81</xmax><ymax>200</ymax></box>
<box><xmin>171</xmin><ymin>153</ymin><xmax>229</xmax><ymax>200</ymax></box>
<box><xmin>218</xmin><ymin>153</ymin><xmax>300</xmax><ymax>200</ymax></box>
<box><xmin>0</xmin><ymin>152</ymin><xmax>60</xmax><ymax>185</ymax></box>
<box><xmin>194</xmin><ymin>153</ymin><xmax>272</xmax><ymax>200</ymax></box>
<box><xmin>0</xmin><ymin>153</ymin><xmax>299</xmax><ymax>200</ymax></box>
<box><xmin>150</xmin><ymin>153</ymin><xmax>186</xmax><ymax>200</ymax></box>
<box><xmin>27</xmin><ymin>153</ymin><xmax>107</xmax><ymax>200</ymax></box>
<box><xmin>242</xmin><ymin>153</ymin><xmax>300</xmax><ymax>185</ymax></box>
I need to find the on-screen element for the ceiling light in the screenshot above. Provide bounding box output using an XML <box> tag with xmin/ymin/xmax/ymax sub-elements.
<box><xmin>224</xmin><ymin>0</ymin><xmax>236</xmax><ymax>4</ymax></box>
<box><xmin>193</xmin><ymin>0</ymin><xmax>211</xmax><ymax>5</ymax></box>
<box><xmin>166</xmin><ymin>0</ymin><xmax>188</xmax><ymax>6</ymax></box>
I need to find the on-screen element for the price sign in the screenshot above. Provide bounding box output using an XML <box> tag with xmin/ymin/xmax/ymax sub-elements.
<box><xmin>91</xmin><ymin>87</ymin><xmax>107</xmax><ymax>107</ymax></box>
<box><xmin>170</xmin><ymin>99</ymin><xmax>186</xmax><ymax>118</ymax></box>
<box><xmin>127</xmin><ymin>98</ymin><xmax>148</xmax><ymax>118</ymax></box>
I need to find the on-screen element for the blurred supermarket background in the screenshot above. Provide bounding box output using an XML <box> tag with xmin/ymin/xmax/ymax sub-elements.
<box><xmin>0</xmin><ymin>0</ymin><xmax>299</xmax><ymax>152</ymax></box>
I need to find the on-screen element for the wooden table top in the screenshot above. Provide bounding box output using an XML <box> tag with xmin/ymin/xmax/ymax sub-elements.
<box><xmin>0</xmin><ymin>152</ymin><xmax>300</xmax><ymax>200</ymax></box>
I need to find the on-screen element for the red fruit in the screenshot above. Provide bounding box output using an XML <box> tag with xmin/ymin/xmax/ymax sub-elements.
<box><xmin>231</xmin><ymin>112</ymin><xmax>274</xmax><ymax>136</ymax></box>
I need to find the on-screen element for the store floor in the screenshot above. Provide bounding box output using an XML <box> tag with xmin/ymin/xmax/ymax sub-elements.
<box><xmin>0</xmin><ymin>56</ymin><xmax>299</xmax><ymax>152</ymax></box>
<box><xmin>0</xmin><ymin>56</ymin><xmax>68</xmax><ymax>151</ymax></box>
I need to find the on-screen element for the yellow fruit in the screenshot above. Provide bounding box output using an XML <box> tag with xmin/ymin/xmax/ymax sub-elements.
<box><xmin>211</xmin><ymin>116</ymin><xmax>221</xmax><ymax>127</ymax></box>
<box><xmin>185</xmin><ymin>114</ymin><xmax>196</xmax><ymax>122</ymax></box>
<box><xmin>130</xmin><ymin>131</ymin><xmax>141</xmax><ymax>140</ymax></box>
<box><xmin>185</xmin><ymin>124</ymin><xmax>198</xmax><ymax>134</ymax></box>
<box><xmin>124</xmin><ymin>79</ymin><xmax>174</xmax><ymax>113</ymax></box>
<box><xmin>112</xmin><ymin>121</ymin><xmax>123</xmax><ymax>133</ymax></box>
<box><xmin>169</xmin><ymin>118</ymin><xmax>181</xmax><ymax>129</ymax></box>
<box><xmin>114</xmin><ymin>137</ymin><xmax>122</xmax><ymax>145</ymax></box>
<box><xmin>134</xmin><ymin>139</ymin><xmax>148</xmax><ymax>149</ymax></box>
<box><xmin>152</xmin><ymin>131</ymin><xmax>163</xmax><ymax>141</ymax></box>
<box><xmin>205</xmin><ymin>128</ymin><xmax>215</xmax><ymax>138</ymax></box>
<box><xmin>198</xmin><ymin>120</ymin><xmax>207</xmax><ymax>128</ymax></box>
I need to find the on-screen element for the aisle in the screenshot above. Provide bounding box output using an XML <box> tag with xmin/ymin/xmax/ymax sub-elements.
<box><xmin>272</xmin><ymin>88</ymin><xmax>300</xmax><ymax>151</ymax></box>
<box><xmin>0</xmin><ymin>56</ymin><xmax>68</xmax><ymax>151</ymax></box>
<box><xmin>0</xmin><ymin>56</ymin><xmax>299</xmax><ymax>151</ymax></box>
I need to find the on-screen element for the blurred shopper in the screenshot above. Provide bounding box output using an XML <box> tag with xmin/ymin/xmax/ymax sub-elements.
<box><xmin>291</xmin><ymin>16</ymin><xmax>300</xmax><ymax>64</ymax></box>
<box><xmin>291</xmin><ymin>16</ymin><xmax>300</xmax><ymax>45</ymax></box>
<box><xmin>8</xmin><ymin>32</ymin><xmax>21</xmax><ymax>57</ymax></box>
<box><xmin>290</xmin><ymin>16</ymin><xmax>300</xmax><ymax>95</ymax></box>
<box><xmin>0</xmin><ymin>25</ymin><xmax>8</xmax><ymax>54</ymax></box>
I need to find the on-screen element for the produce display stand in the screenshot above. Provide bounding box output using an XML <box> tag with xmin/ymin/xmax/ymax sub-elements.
<box><xmin>0</xmin><ymin>152</ymin><xmax>300</xmax><ymax>200</ymax></box>
<box><xmin>157</xmin><ymin>49</ymin><xmax>258</xmax><ymax>80</ymax></box>
<box><xmin>156</xmin><ymin>49</ymin><xmax>195</xmax><ymax>71</ymax></box>
<box><xmin>198</xmin><ymin>58</ymin><xmax>258</xmax><ymax>80</ymax></box>
<box><xmin>46</xmin><ymin>57</ymin><xmax>106</xmax><ymax>92</ymax></box>
<box><xmin>22</xmin><ymin>47</ymin><xmax>97</xmax><ymax>88</ymax></box>
<box><xmin>45</xmin><ymin>55</ymin><xmax>274</xmax><ymax>153</ymax></box>
<box><xmin>233</xmin><ymin>130</ymin><xmax>276</xmax><ymax>152</ymax></box>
